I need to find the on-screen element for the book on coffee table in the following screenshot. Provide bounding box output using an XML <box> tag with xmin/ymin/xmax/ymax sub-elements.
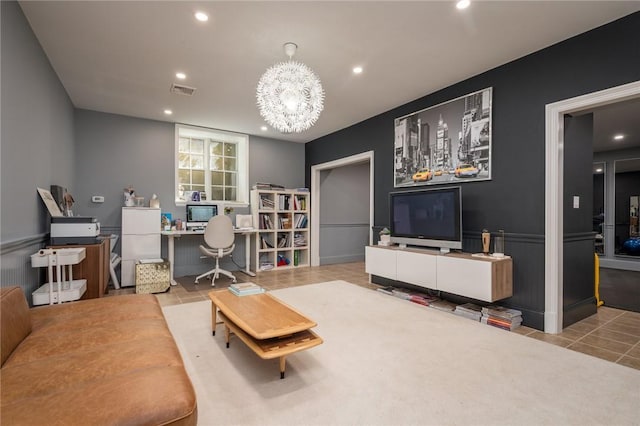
<box><xmin>229</xmin><ymin>283</ymin><xmax>265</xmax><ymax>296</ymax></box>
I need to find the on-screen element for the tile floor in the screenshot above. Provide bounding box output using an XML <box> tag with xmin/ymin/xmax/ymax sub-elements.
<box><xmin>109</xmin><ymin>261</ymin><xmax>640</xmax><ymax>371</ymax></box>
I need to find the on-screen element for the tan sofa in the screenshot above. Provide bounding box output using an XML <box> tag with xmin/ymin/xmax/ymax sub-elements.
<box><xmin>1</xmin><ymin>286</ymin><xmax>197</xmax><ymax>425</ymax></box>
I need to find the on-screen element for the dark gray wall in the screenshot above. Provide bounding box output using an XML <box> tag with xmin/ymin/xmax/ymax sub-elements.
<box><xmin>319</xmin><ymin>163</ymin><xmax>370</xmax><ymax>264</ymax></box>
<box><xmin>1</xmin><ymin>0</ymin><xmax>75</xmax><ymax>242</ymax></box>
<box><xmin>0</xmin><ymin>0</ymin><xmax>306</xmax><ymax>288</ymax></box>
<box><xmin>74</xmin><ymin>109</ymin><xmax>175</xmax><ymax>230</ymax></box>
<box><xmin>74</xmin><ymin>109</ymin><xmax>305</xmax><ymax>229</ymax></box>
<box><xmin>305</xmin><ymin>12</ymin><xmax>640</xmax><ymax>330</ymax></box>
<box><xmin>249</xmin><ymin>135</ymin><xmax>306</xmax><ymax>192</ymax></box>
<box><xmin>563</xmin><ymin>114</ymin><xmax>596</xmax><ymax>326</ymax></box>
<box><xmin>1</xmin><ymin>1</ymin><xmax>75</xmax><ymax>295</ymax></box>
<box><xmin>73</xmin><ymin>109</ymin><xmax>306</xmax><ymax>276</ymax></box>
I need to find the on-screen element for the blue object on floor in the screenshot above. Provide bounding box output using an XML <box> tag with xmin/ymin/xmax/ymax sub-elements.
<box><xmin>622</xmin><ymin>237</ymin><xmax>640</xmax><ymax>254</ymax></box>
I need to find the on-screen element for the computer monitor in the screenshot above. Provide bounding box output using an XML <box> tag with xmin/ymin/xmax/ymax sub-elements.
<box><xmin>186</xmin><ymin>204</ymin><xmax>218</xmax><ymax>229</ymax></box>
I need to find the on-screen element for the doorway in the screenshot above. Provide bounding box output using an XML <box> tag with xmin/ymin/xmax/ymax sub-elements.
<box><xmin>310</xmin><ymin>151</ymin><xmax>374</xmax><ymax>267</ymax></box>
<box><xmin>545</xmin><ymin>80</ymin><xmax>640</xmax><ymax>333</ymax></box>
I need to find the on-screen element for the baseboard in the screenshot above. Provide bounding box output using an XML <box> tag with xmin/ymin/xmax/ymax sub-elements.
<box><xmin>563</xmin><ymin>297</ymin><xmax>597</xmax><ymax>328</ymax></box>
<box><xmin>320</xmin><ymin>254</ymin><xmax>364</xmax><ymax>265</ymax></box>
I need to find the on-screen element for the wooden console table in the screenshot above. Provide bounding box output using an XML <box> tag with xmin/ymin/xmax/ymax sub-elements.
<box><xmin>365</xmin><ymin>245</ymin><xmax>513</xmax><ymax>302</ymax></box>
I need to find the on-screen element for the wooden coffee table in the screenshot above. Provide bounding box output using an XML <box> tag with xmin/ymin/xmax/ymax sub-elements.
<box><xmin>208</xmin><ymin>289</ymin><xmax>323</xmax><ymax>379</ymax></box>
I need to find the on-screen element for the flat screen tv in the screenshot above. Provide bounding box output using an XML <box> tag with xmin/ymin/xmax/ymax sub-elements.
<box><xmin>389</xmin><ymin>186</ymin><xmax>462</xmax><ymax>252</ymax></box>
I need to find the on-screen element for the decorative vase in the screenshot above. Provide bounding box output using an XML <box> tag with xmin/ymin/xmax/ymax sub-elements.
<box><xmin>481</xmin><ymin>229</ymin><xmax>490</xmax><ymax>255</ymax></box>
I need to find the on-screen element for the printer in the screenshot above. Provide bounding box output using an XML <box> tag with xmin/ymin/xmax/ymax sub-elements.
<box><xmin>50</xmin><ymin>216</ymin><xmax>101</xmax><ymax>245</ymax></box>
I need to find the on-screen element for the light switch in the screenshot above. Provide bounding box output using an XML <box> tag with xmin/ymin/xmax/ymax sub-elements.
<box><xmin>573</xmin><ymin>196</ymin><xmax>579</xmax><ymax>209</ymax></box>
<box><xmin>92</xmin><ymin>195</ymin><xmax>105</xmax><ymax>203</ymax></box>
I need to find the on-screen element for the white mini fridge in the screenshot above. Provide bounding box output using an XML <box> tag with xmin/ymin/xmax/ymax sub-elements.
<box><xmin>121</xmin><ymin>207</ymin><xmax>161</xmax><ymax>287</ymax></box>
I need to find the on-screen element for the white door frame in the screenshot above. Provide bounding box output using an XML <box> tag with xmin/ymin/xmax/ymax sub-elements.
<box><xmin>310</xmin><ymin>151</ymin><xmax>375</xmax><ymax>267</ymax></box>
<box><xmin>544</xmin><ymin>80</ymin><xmax>640</xmax><ymax>334</ymax></box>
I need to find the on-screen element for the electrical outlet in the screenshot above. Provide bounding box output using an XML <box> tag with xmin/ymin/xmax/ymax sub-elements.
<box><xmin>92</xmin><ymin>195</ymin><xmax>105</xmax><ymax>203</ymax></box>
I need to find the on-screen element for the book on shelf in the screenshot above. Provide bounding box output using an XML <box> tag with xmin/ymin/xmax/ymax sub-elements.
<box><xmin>253</xmin><ymin>182</ymin><xmax>284</xmax><ymax>190</ymax></box>
<box><xmin>294</xmin><ymin>214</ymin><xmax>308</xmax><ymax>229</ymax></box>
<box><xmin>429</xmin><ymin>299</ymin><xmax>458</xmax><ymax>312</ymax></box>
<box><xmin>481</xmin><ymin>305</ymin><xmax>522</xmax><ymax>320</ymax></box>
<box><xmin>456</xmin><ymin>303</ymin><xmax>483</xmax><ymax>314</ymax></box>
<box><xmin>277</xmin><ymin>194</ymin><xmax>295</xmax><ymax>210</ymax></box>
<box><xmin>409</xmin><ymin>294</ymin><xmax>430</xmax><ymax>306</ymax></box>
<box><xmin>259</xmin><ymin>263</ymin><xmax>274</xmax><ymax>271</ymax></box>
<box><xmin>293</xmin><ymin>233</ymin><xmax>307</xmax><ymax>247</ymax></box>
<box><xmin>481</xmin><ymin>316</ymin><xmax>522</xmax><ymax>331</ymax></box>
<box><xmin>259</xmin><ymin>196</ymin><xmax>275</xmax><ymax>210</ymax></box>
<box><xmin>480</xmin><ymin>304</ymin><xmax>522</xmax><ymax>330</ymax></box>
<box><xmin>260</xmin><ymin>214</ymin><xmax>274</xmax><ymax>230</ymax></box>
<box><xmin>485</xmin><ymin>315</ymin><xmax>522</xmax><ymax>326</ymax></box>
<box><xmin>454</xmin><ymin>303</ymin><xmax>483</xmax><ymax>321</ymax></box>
<box><xmin>260</xmin><ymin>236</ymin><xmax>273</xmax><ymax>249</ymax></box>
<box><xmin>454</xmin><ymin>310</ymin><xmax>482</xmax><ymax>321</ymax></box>
<box><xmin>293</xmin><ymin>195</ymin><xmax>307</xmax><ymax>210</ymax></box>
<box><xmin>391</xmin><ymin>289</ymin><xmax>411</xmax><ymax>300</ymax></box>
<box><xmin>277</xmin><ymin>233</ymin><xmax>290</xmax><ymax>248</ymax></box>
<box><xmin>279</xmin><ymin>216</ymin><xmax>291</xmax><ymax>229</ymax></box>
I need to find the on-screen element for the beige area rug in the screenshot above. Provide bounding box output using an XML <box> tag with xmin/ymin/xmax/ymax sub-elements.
<box><xmin>162</xmin><ymin>280</ymin><xmax>640</xmax><ymax>426</ymax></box>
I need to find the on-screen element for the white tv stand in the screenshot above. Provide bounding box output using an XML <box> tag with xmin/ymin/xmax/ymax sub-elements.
<box><xmin>365</xmin><ymin>245</ymin><xmax>512</xmax><ymax>302</ymax></box>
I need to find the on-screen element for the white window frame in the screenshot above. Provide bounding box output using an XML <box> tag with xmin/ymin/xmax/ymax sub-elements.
<box><xmin>175</xmin><ymin>124</ymin><xmax>249</xmax><ymax>207</ymax></box>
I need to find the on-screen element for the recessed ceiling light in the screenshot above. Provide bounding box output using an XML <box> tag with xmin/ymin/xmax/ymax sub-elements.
<box><xmin>176</xmin><ymin>72</ymin><xmax>186</xmax><ymax>80</ymax></box>
<box><xmin>456</xmin><ymin>0</ymin><xmax>470</xmax><ymax>10</ymax></box>
<box><xmin>613</xmin><ymin>134</ymin><xmax>624</xmax><ymax>140</ymax></box>
<box><xmin>353</xmin><ymin>66</ymin><xmax>363</xmax><ymax>74</ymax></box>
<box><xmin>595</xmin><ymin>168</ymin><xmax>603</xmax><ymax>173</ymax></box>
<box><xmin>164</xmin><ymin>109</ymin><xmax>173</xmax><ymax>115</ymax></box>
<box><xmin>261</xmin><ymin>126</ymin><xmax>268</xmax><ymax>131</ymax></box>
<box><xmin>195</xmin><ymin>11</ymin><xmax>208</xmax><ymax>22</ymax></box>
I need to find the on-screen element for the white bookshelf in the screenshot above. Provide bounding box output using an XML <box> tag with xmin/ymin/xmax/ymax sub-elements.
<box><xmin>251</xmin><ymin>189</ymin><xmax>310</xmax><ymax>271</ymax></box>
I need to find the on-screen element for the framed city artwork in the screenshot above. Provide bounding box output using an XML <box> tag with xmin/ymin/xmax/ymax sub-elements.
<box><xmin>394</xmin><ymin>87</ymin><xmax>492</xmax><ymax>187</ymax></box>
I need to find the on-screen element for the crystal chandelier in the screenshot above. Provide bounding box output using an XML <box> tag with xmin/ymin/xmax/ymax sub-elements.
<box><xmin>256</xmin><ymin>42</ymin><xmax>325</xmax><ymax>133</ymax></box>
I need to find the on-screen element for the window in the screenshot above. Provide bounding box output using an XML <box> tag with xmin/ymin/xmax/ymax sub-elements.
<box><xmin>175</xmin><ymin>124</ymin><xmax>249</xmax><ymax>205</ymax></box>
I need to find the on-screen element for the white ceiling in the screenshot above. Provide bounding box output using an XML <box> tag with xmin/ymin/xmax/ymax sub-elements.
<box><xmin>18</xmin><ymin>1</ymin><xmax>640</xmax><ymax>144</ymax></box>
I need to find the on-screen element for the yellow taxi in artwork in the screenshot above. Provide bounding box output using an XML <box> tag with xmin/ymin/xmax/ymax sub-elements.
<box><xmin>455</xmin><ymin>163</ymin><xmax>480</xmax><ymax>178</ymax></box>
<box><xmin>412</xmin><ymin>168</ymin><xmax>433</xmax><ymax>182</ymax></box>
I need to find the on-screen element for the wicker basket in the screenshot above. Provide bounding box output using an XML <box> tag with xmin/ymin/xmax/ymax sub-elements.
<box><xmin>135</xmin><ymin>260</ymin><xmax>170</xmax><ymax>294</ymax></box>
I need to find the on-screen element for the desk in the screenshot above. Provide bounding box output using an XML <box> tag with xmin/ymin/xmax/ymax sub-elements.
<box><xmin>162</xmin><ymin>229</ymin><xmax>257</xmax><ymax>285</ymax></box>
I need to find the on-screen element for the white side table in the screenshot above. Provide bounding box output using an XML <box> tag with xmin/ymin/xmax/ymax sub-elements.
<box><xmin>30</xmin><ymin>248</ymin><xmax>87</xmax><ymax>305</ymax></box>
